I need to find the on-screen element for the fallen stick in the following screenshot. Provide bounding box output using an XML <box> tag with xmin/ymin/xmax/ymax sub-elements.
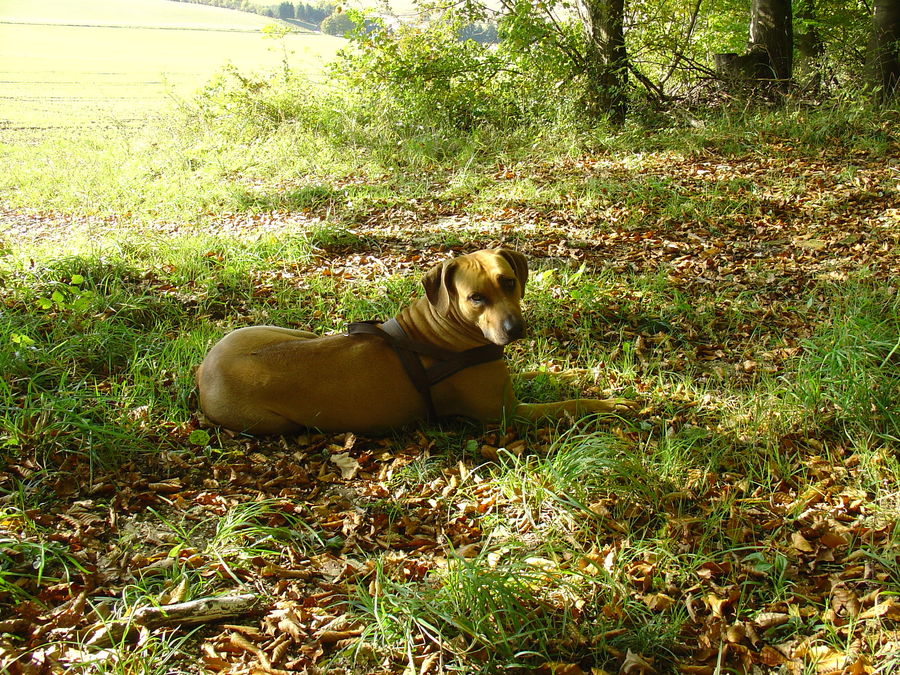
<box><xmin>133</xmin><ymin>594</ymin><xmax>259</xmax><ymax>628</ymax></box>
<box><xmin>86</xmin><ymin>593</ymin><xmax>259</xmax><ymax>647</ymax></box>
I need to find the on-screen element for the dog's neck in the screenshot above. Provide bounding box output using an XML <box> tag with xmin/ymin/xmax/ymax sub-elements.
<box><xmin>393</xmin><ymin>298</ymin><xmax>490</xmax><ymax>352</ymax></box>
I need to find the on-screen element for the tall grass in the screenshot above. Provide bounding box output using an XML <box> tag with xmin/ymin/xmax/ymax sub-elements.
<box><xmin>2</xmin><ymin>63</ymin><xmax>897</xmax><ymax>222</ymax></box>
<box><xmin>788</xmin><ymin>280</ymin><xmax>900</xmax><ymax>442</ymax></box>
<box><xmin>346</xmin><ymin>556</ymin><xmax>583</xmax><ymax>672</ymax></box>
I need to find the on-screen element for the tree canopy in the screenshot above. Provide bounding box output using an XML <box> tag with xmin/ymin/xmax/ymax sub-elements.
<box><xmin>336</xmin><ymin>0</ymin><xmax>899</xmax><ymax>125</ymax></box>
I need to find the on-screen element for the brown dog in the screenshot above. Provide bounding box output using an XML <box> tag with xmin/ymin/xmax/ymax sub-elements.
<box><xmin>196</xmin><ymin>249</ymin><xmax>631</xmax><ymax>434</ymax></box>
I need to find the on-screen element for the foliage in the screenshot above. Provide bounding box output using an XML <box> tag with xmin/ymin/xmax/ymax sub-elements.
<box><xmin>320</xmin><ymin>11</ymin><xmax>355</xmax><ymax>37</ymax></box>
<box><xmin>322</xmin><ymin>0</ymin><xmax>880</xmax><ymax>125</ymax></box>
<box><xmin>193</xmin><ymin>65</ymin><xmax>328</xmax><ymax>133</ymax></box>
<box><xmin>294</xmin><ymin>1</ymin><xmax>335</xmax><ymax>25</ymax></box>
<box><xmin>458</xmin><ymin>20</ymin><xmax>499</xmax><ymax>44</ymax></box>
<box><xmin>332</xmin><ymin>11</ymin><xmax>531</xmax><ymax>130</ymax></box>
<box><xmin>170</xmin><ymin>0</ymin><xmax>336</xmax><ymax>26</ymax></box>
<box><xmin>495</xmin><ymin>0</ymin><xmax>588</xmax><ymax>111</ymax></box>
<box><xmin>278</xmin><ymin>1</ymin><xmax>294</xmax><ymax>19</ymax></box>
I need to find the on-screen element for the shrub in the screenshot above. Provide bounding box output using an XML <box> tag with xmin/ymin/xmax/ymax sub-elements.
<box><xmin>193</xmin><ymin>66</ymin><xmax>325</xmax><ymax>134</ymax></box>
<box><xmin>332</xmin><ymin>12</ymin><xmax>530</xmax><ymax>130</ymax></box>
<box><xmin>320</xmin><ymin>12</ymin><xmax>355</xmax><ymax>37</ymax></box>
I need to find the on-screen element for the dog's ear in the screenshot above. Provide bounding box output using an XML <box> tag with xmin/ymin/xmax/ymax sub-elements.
<box><xmin>423</xmin><ymin>259</ymin><xmax>457</xmax><ymax>312</ymax></box>
<box><xmin>497</xmin><ymin>249</ymin><xmax>528</xmax><ymax>298</ymax></box>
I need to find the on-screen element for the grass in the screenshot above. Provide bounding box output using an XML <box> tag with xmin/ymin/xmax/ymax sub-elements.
<box><xmin>0</xmin><ymin>218</ymin><xmax>898</xmax><ymax>670</ymax></box>
<box><xmin>1</xmin><ymin>19</ymin><xmax>900</xmax><ymax>671</ymax></box>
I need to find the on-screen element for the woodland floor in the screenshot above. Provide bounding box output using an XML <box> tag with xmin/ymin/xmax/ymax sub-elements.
<box><xmin>1</xmin><ymin>144</ymin><xmax>900</xmax><ymax>674</ymax></box>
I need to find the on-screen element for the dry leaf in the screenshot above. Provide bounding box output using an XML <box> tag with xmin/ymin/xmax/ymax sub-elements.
<box><xmin>540</xmin><ymin>662</ymin><xmax>587</xmax><ymax>675</ymax></box>
<box><xmin>858</xmin><ymin>598</ymin><xmax>900</xmax><ymax>620</ymax></box>
<box><xmin>791</xmin><ymin>531</ymin><xmax>815</xmax><ymax>552</ymax></box>
<box><xmin>330</xmin><ymin>452</ymin><xmax>360</xmax><ymax>479</ymax></box>
<box><xmin>831</xmin><ymin>584</ymin><xmax>861</xmax><ymax>618</ymax></box>
<box><xmin>480</xmin><ymin>445</ymin><xmax>499</xmax><ymax>461</ymax></box>
<box><xmin>526</xmin><ymin>557</ymin><xmax>558</xmax><ymax>572</ymax></box>
<box><xmin>803</xmin><ymin>644</ymin><xmax>849</xmax><ymax>671</ymax></box>
<box><xmin>818</xmin><ymin>530</ymin><xmax>847</xmax><ymax>549</ymax></box>
<box><xmin>644</xmin><ymin>593</ymin><xmax>675</xmax><ymax>612</ymax></box>
<box><xmin>757</xmin><ymin>645</ymin><xmax>788</xmax><ymax>666</ymax></box>
<box><xmin>619</xmin><ymin>650</ymin><xmax>656</xmax><ymax>674</ymax></box>
<box><xmin>724</xmin><ymin>623</ymin><xmax>746</xmax><ymax>643</ymax></box>
<box><xmin>754</xmin><ymin>612</ymin><xmax>790</xmax><ymax>629</ymax></box>
<box><xmin>705</xmin><ymin>593</ymin><xmax>733</xmax><ymax>619</ymax></box>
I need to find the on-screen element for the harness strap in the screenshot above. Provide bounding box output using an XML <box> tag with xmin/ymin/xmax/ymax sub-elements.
<box><xmin>346</xmin><ymin>319</ymin><xmax>505</xmax><ymax>422</ymax></box>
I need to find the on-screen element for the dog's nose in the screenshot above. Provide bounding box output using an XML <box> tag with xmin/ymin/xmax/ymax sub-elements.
<box><xmin>503</xmin><ymin>317</ymin><xmax>525</xmax><ymax>342</ymax></box>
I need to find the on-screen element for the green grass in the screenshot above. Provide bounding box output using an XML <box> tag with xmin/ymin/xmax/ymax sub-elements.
<box><xmin>1</xmin><ymin>215</ymin><xmax>898</xmax><ymax>672</ymax></box>
<box><xmin>1</xmin><ymin>21</ymin><xmax>900</xmax><ymax>671</ymax></box>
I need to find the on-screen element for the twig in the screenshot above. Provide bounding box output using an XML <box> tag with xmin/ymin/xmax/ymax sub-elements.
<box><xmin>85</xmin><ymin>594</ymin><xmax>260</xmax><ymax>648</ymax></box>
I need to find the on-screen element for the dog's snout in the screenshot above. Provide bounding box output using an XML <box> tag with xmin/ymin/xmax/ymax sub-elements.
<box><xmin>503</xmin><ymin>316</ymin><xmax>525</xmax><ymax>342</ymax></box>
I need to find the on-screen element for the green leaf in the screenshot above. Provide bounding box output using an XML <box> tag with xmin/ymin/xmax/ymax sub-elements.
<box><xmin>10</xmin><ymin>333</ymin><xmax>36</xmax><ymax>347</ymax></box>
<box><xmin>188</xmin><ymin>429</ymin><xmax>211</xmax><ymax>446</ymax></box>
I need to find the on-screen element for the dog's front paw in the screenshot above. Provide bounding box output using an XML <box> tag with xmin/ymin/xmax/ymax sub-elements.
<box><xmin>595</xmin><ymin>397</ymin><xmax>639</xmax><ymax>414</ymax></box>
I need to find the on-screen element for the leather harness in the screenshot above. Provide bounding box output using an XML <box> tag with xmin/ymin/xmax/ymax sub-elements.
<box><xmin>346</xmin><ymin>319</ymin><xmax>505</xmax><ymax>422</ymax></box>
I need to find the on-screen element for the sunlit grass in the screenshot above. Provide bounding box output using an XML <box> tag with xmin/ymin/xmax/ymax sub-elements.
<box><xmin>1</xmin><ymin>54</ymin><xmax>899</xmax><ymax>671</ymax></box>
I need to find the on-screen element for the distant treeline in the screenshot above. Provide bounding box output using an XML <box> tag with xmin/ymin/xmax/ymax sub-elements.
<box><xmin>166</xmin><ymin>0</ymin><xmax>499</xmax><ymax>42</ymax></box>
<box><xmin>167</xmin><ymin>0</ymin><xmax>335</xmax><ymax>26</ymax></box>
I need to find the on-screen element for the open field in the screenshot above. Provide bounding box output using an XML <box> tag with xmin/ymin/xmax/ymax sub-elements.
<box><xmin>0</xmin><ymin>0</ymin><xmax>344</xmax><ymax>128</ymax></box>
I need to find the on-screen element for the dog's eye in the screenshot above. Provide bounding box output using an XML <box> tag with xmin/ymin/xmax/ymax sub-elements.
<box><xmin>468</xmin><ymin>294</ymin><xmax>487</xmax><ymax>305</ymax></box>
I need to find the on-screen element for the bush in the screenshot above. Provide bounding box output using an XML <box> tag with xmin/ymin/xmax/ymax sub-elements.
<box><xmin>332</xmin><ymin>12</ymin><xmax>534</xmax><ymax>130</ymax></box>
<box><xmin>320</xmin><ymin>12</ymin><xmax>354</xmax><ymax>37</ymax></box>
<box><xmin>193</xmin><ymin>66</ymin><xmax>325</xmax><ymax>134</ymax></box>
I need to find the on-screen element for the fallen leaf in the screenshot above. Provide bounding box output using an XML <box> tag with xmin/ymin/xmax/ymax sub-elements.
<box><xmin>724</xmin><ymin>623</ymin><xmax>746</xmax><ymax>643</ymax></box>
<box><xmin>619</xmin><ymin>650</ymin><xmax>656</xmax><ymax>674</ymax></box>
<box><xmin>480</xmin><ymin>445</ymin><xmax>499</xmax><ymax>461</ymax></box>
<box><xmin>756</xmin><ymin>645</ymin><xmax>788</xmax><ymax>666</ymax></box>
<box><xmin>540</xmin><ymin>662</ymin><xmax>587</xmax><ymax>675</ymax></box>
<box><xmin>753</xmin><ymin>612</ymin><xmax>790</xmax><ymax>629</ymax></box>
<box><xmin>644</xmin><ymin>593</ymin><xmax>675</xmax><ymax>612</ymax></box>
<box><xmin>705</xmin><ymin>593</ymin><xmax>733</xmax><ymax>619</ymax></box>
<box><xmin>803</xmin><ymin>644</ymin><xmax>849</xmax><ymax>671</ymax></box>
<box><xmin>791</xmin><ymin>531</ymin><xmax>815</xmax><ymax>553</ymax></box>
<box><xmin>858</xmin><ymin>598</ymin><xmax>900</xmax><ymax>620</ymax></box>
<box><xmin>831</xmin><ymin>584</ymin><xmax>861</xmax><ymax>618</ymax></box>
<box><xmin>330</xmin><ymin>452</ymin><xmax>360</xmax><ymax>479</ymax></box>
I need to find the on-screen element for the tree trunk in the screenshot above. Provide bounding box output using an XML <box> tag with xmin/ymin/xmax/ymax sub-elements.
<box><xmin>581</xmin><ymin>0</ymin><xmax>628</xmax><ymax>125</ymax></box>
<box><xmin>870</xmin><ymin>0</ymin><xmax>900</xmax><ymax>98</ymax></box>
<box><xmin>749</xmin><ymin>0</ymin><xmax>793</xmax><ymax>92</ymax></box>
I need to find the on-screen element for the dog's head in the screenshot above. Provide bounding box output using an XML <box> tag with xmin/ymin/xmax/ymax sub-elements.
<box><xmin>423</xmin><ymin>249</ymin><xmax>528</xmax><ymax>346</ymax></box>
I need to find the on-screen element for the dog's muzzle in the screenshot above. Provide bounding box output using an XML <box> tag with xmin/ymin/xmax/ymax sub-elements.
<box><xmin>501</xmin><ymin>317</ymin><xmax>525</xmax><ymax>343</ymax></box>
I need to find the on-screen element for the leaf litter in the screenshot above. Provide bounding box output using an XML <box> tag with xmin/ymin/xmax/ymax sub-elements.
<box><xmin>1</xmin><ymin>145</ymin><xmax>899</xmax><ymax>673</ymax></box>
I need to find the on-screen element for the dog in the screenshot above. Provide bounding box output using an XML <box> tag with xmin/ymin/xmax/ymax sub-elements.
<box><xmin>196</xmin><ymin>248</ymin><xmax>632</xmax><ymax>434</ymax></box>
